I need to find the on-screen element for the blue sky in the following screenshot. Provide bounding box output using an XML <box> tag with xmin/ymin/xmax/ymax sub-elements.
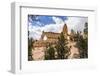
<box><xmin>28</xmin><ymin>15</ymin><xmax>68</xmax><ymax>27</ymax></box>
<box><xmin>28</xmin><ymin>15</ymin><xmax>88</xmax><ymax>40</ymax></box>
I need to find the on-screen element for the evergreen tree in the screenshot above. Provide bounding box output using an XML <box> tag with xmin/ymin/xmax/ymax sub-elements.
<box><xmin>83</xmin><ymin>22</ymin><xmax>88</xmax><ymax>58</ymax></box>
<box><xmin>76</xmin><ymin>34</ymin><xmax>86</xmax><ymax>58</ymax></box>
<box><xmin>84</xmin><ymin>22</ymin><xmax>88</xmax><ymax>35</ymax></box>
<box><xmin>76</xmin><ymin>22</ymin><xmax>88</xmax><ymax>58</ymax></box>
<box><xmin>71</xmin><ymin>29</ymin><xmax>75</xmax><ymax>35</ymax></box>
<box><xmin>55</xmin><ymin>32</ymin><xmax>69</xmax><ymax>59</ymax></box>
<box><xmin>45</xmin><ymin>44</ymin><xmax>55</xmax><ymax>60</ymax></box>
<box><xmin>28</xmin><ymin>31</ymin><xmax>33</xmax><ymax>61</ymax></box>
<box><xmin>70</xmin><ymin>29</ymin><xmax>76</xmax><ymax>41</ymax></box>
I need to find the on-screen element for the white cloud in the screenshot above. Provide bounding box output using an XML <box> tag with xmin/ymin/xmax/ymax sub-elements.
<box><xmin>52</xmin><ymin>17</ymin><xmax>64</xmax><ymax>24</ymax></box>
<box><xmin>28</xmin><ymin>16</ymin><xmax>88</xmax><ymax>40</ymax></box>
<box><xmin>65</xmin><ymin>17</ymin><xmax>88</xmax><ymax>33</ymax></box>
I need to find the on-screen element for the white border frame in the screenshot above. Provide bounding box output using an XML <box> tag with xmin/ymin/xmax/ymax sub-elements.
<box><xmin>11</xmin><ymin>2</ymin><xmax>96</xmax><ymax>74</ymax></box>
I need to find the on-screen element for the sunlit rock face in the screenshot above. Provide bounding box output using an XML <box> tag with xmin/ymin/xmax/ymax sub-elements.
<box><xmin>69</xmin><ymin>46</ymin><xmax>80</xmax><ymax>59</ymax></box>
<box><xmin>32</xmin><ymin>47</ymin><xmax>46</xmax><ymax>60</ymax></box>
<box><xmin>68</xmin><ymin>42</ymin><xmax>80</xmax><ymax>59</ymax></box>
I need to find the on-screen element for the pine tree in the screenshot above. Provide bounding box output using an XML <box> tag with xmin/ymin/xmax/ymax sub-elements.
<box><xmin>83</xmin><ymin>22</ymin><xmax>88</xmax><ymax>58</ymax></box>
<box><xmin>76</xmin><ymin>22</ymin><xmax>88</xmax><ymax>58</ymax></box>
<box><xmin>45</xmin><ymin>44</ymin><xmax>55</xmax><ymax>60</ymax></box>
<box><xmin>84</xmin><ymin>22</ymin><xmax>88</xmax><ymax>35</ymax></box>
<box><xmin>70</xmin><ymin>29</ymin><xmax>76</xmax><ymax>41</ymax></box>
<box><xmin>28</xmin><ymin>31</ymin><xmax>33</xmax><ymax>61</ymax></box>
<box><xmin>55</xmin><ymin>32</ymin><xmax>69</xmax><ymax>59</ymax></box>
